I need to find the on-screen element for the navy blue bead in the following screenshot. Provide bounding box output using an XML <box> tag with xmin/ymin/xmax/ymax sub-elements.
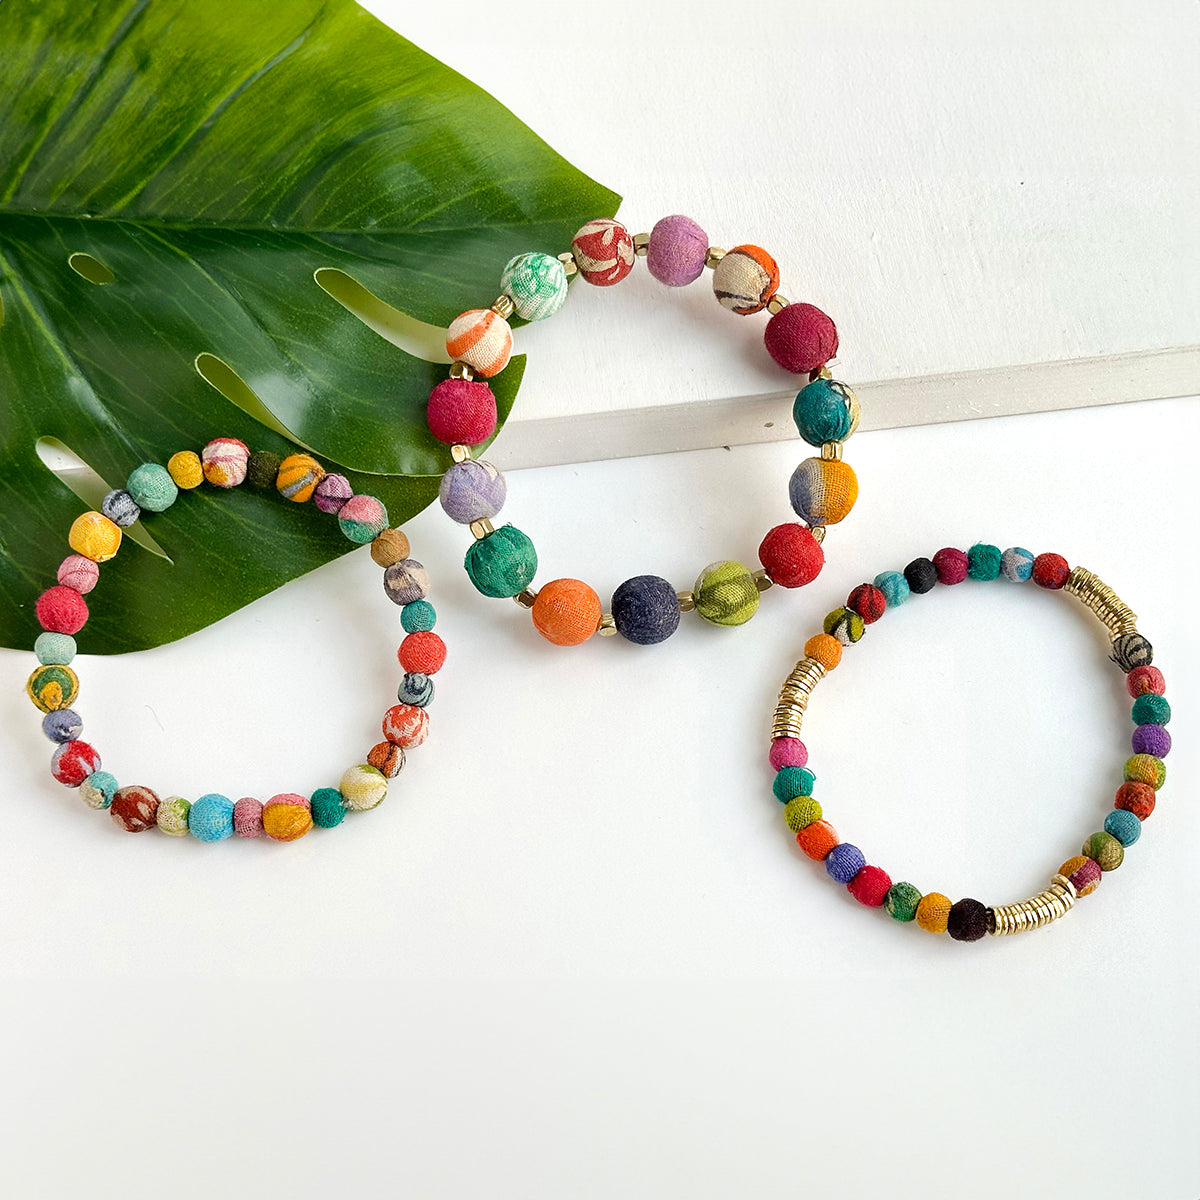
<box><xmin>397</xmin><ymin>672</ymin><xmax>434</xmax><ymax>707</ymax></box>
<box><xmin>611</xmin><ymin>575</ymin><xmax>681</xmax><ymax>645</ymax></box>
<box><xmin>826</xmin><ymin>842</ymin><xmax>865</xmax><ymax>884</ymax></box>
<box><xmin>42</xmin><ymin>708</ymin><xmax>82</xmax><ymax>743</ymax></box>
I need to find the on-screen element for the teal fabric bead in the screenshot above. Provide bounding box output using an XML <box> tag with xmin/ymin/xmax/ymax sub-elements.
<box><xmin>967</xmin><ymin>543</ymin><xmax>1002</xmax><ymax>581</ymax></box>
<box><xmin>873</xmin><ymin>571</ymin><xmax>909</xmax><ymax>608</ymax></box>
<box><xmin>189</xmin><ymin>792</ymin><xmax>234</xmax><ymax>842</ymax></box>
<box><xmin>79</xmin><ymin>769</ymin><xmax>118</xmax><ymax>810</ymax></box>
<box><xmin>791</xmin><ymin>379</ymin><xmax>859</xmax><ymax>446</ymax></box>
<box><xmin>401</xmin><ymin>600</ymin><xmax>437</xmax><ymax>632</ymax></box>
<box><xmin>126</xmin><ymin>463</ymin><xmax>178</xmax><ymax>512</ymax></box>
<box><xmin>311</xmin><ymin>786</ymin><xmax>347</xmax><ymax>829</ymax></box>
<box><xmin>501</xmin><ymin>252</ymin><xmax>569</xmax><ymax>321</ymax></box>
<box><xmin>464</xmin><ymin>525</ymin><xmax>538</xmax><ymax>598</ymax></box>
<box><xmin>35</xmin><ymin>632</ymin><xmax>76</xmax><ymax>665</ymax></box>
<box><xmin>1131</xmin><ymin>693</ymin><xmax>1170</xmax><ymax>726</ymax></box>
<box><xmin>773</xmin><ymin>766</ymin><xmax>816</xmax><ymax>802</ymax></box>
<box><xmin>1104</xmin><ymin>807</ymin><xmax>1141</xmax><ymax>847</ymax></box>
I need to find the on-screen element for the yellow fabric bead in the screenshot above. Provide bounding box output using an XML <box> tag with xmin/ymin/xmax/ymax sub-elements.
<box><xmin>262</xmin><ymin>802</ymin><xmax>313</xmax><ymax>842</ymax></box>
<box><xmin>68</xmin><ymin>511</ymin><xmax>122</xmax><ymax>563</ymax></box>
<box><xmin>168</xmin><ymin>450</ymin><xmax>204</xmax><ymax>490</ymax></box>
<box><xmin>916</xmin><ymin>892</ymin><xmax>953</xmax><ymax>933</ymax></box>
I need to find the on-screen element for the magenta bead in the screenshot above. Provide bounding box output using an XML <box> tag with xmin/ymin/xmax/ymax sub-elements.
<box><xmin>233</xmin><ymin>796</ymin><xmax>264</xmax><ymax>838</ymax></box>
<box><xmin>764</xmin><ymin>302</ymin><xmax>838</xmax><ymax>374</ymax></box>
<box><xmin>1132</xmin><ymin>725</ymin><xmax>1171</xmax><ymax>758</ymax></box>
<box><xmin>769</xmin><ymin>738</ymin><xmax>809</xmax><ymax>771</ymax></box>
<box><xmin>647</xmin><ymin>214</ymin><xmax>708</xmax><ymax>286</ymax></box>
<box><xmin>313</xmin><ymin>473</ymin><xmax>353</xmax><ymax>514</ymax></box>
<box><xmin>1068</xmin><ymin>857</ymin><xmax>1102</xmax><ymax>894</ymax></box>
<box><xmin>933</xmin><ymin>547</ymin><xmax>969</xmax><ymax>585</ymax></box>
<box><xmin>57</xmin><ymin>554</ymin><xmax>100</xmax><ymax>594</ymax></box>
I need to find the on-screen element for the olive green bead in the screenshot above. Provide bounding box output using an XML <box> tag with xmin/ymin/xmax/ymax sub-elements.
<box><xmin>1083</xmin><ymin>830</ymin><xmax>1124</xmax><ymax>872</ymax></box>
<box><xmin>784</xmin><ymin>796</ymin><xmax>822</xmax><ymax>832</ymax></box>
<box><xmin>693</xmin><ymin>560</ymin><xmax>760</xmax><ymax>626</ymax></box>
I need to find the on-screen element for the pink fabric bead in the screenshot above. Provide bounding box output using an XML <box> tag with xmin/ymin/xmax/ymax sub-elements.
<box><xmin>769</xmin><ymin>738</ymin><xmax>809</xmax><ymax>771</ymax></box>
<box><xmin>1126</xmin><ymin>665</ymin><xmax>1165</xmax><ymax>697</ymax></box>
<box><xmin>233</xmin><ymin>797</ymin><xmax>264</xmax><ymax>838</ymax></box>
<box><xmin>1068</xmin><ymin>856</ymin><xmax>1102</xmax><ymax>894</ymax></box>
<box><xmin>764</xmin><ymin>302</ymin><xmax>838</xmax><ymax>374</ymax></box>
<box><xmin>932</xmin><ymin>547</ymin><xmax>969</xmax><ymax>585</ymax></box>
<box><xmin>313</xmin><ymin>473</ymin><xmax>353</xmax><ymax>514</ymax></box>
<box><xmin>427</xmin><ymin>379</ymin><xmax>498</xmax><ymax>446</ymax></box>
<box><xmin>647</xmin><ymin>214</ymin><xmax>708</xmax><ymax>286</ymax></box>
<box><xmin>57</xmin><ymin>554</ymin><xmax>100</xmax><ymax>594</ymax></box>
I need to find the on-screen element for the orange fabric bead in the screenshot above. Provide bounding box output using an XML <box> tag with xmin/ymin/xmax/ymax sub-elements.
<box><xmin>916</xmin><ymin>892</ymin><xmax>953</xmax><ymax>933</ymax></box>
<box><xmin>804</xmin><ymin>633</ymin><xmax>843</xmax><ymax>671</ymax></box>
<box><xmin>531</xmin><ymin>578</ymin><xmax>601</xmax><ymax>646</ymax></box>
<box><xmin>796</xmin><ymin>819</ymin><xmax>838</xmax><ymax>861</ymax></box>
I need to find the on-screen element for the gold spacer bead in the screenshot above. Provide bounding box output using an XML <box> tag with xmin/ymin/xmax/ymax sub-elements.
<box><xmin>449</xmin><ymin>362</ymin><xmax>474</xmax><ymax>381</ymax></box>
<box><xmin>810</xmin><ymin>526</ymin><xmax>826</xmax><ymax>545</ymax></box>
<box><xmin>557</xmin><ymin>252</ymin><xmax>578</xmax><ymax>278</ymax></box>
<box><xmin>820</xmin><ymin>442</ymin><xmax>843</xmax><ymax>461</ymax></box>
<box><xmin>632</xmin><ymin>232</ymin><xmax>650</xmax><ymax>257</ymax></box>
<box><xmin>514</xmin><ymin>587</ymin><xmax>538</xmax><ymax>608</ymax></box>
<box><xmin>469</xmin><ymin>518</ymin><xmax>494</xmax><ymax>540</ymax></box>
<box><xmin>491</xmin><ymin>294</ymin><xmax>515</xmax><ymax>319</ymax></box>
<box><xmin>677</xmin><ymin>590</ymin><xmax>695</xmax><ymax>612</ymax></box>
<box><xmin>598</xmin><ymin>613</ymin><xmax>618</xmax><ymax>636</ymax></box>
<box><xmin>753</xmin><ymin>568</ymin><xmax>774</xmax><ymax>592</ymax></box>
<box><xmin>450</xmin><ymin>444</ymin><xmax>472</xmax><ymax>464</ymax></box>
<box><xmin>767</xmin><ymin>294</ymin><xmax>790</xmax><ymax>315</ymax></box>
<box><xmin>704</xmin><ymin>247</ymin><xmax>726</xmax><ymax>269</ymax></box>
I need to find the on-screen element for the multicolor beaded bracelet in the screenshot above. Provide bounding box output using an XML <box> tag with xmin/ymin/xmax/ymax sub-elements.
<box><xmin>767</xmin><ymin>544</ymin><xmax>1167</xmax><ymax>941</ymax></box>
<box><xmin>27</xmin><ymin>440</ymin><xmax>445</xmax><ymax>842</ymax></box>
<box><xmin>424</xmin><ymin>214</ymin><xmax>859</xmax><ymax>647</ymax></box>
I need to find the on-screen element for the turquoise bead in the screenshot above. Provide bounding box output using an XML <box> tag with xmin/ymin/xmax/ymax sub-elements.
<box><xmin>35</xmin><ymin>632</ymin><xmax>76</xmax><ymax>665</ymax></box>
<box><xmin>311</xmin><ymin>787</ymin><xmax>346</xmax><ymax>829</ymax></box>
<box><xmin>773</xmin><ymin>766</ymin><xmax>816</xmax><ymax>802</ymax></box>
<box><xmin>967</xmin><ymin>543</ymin><xmax>1002</xmax><ymax>581</ymax></box>
<box><xmin>873</xmin><ymin>571</ymin><xmax>909</xmax><ymax>608</ymax></box>
<box><xmin>791</xmin><ymin>379</ymin><xmax>859</xmax><ymax>446</ymax></box>
<box><xmin>126</xmin><ymin>463</ymin><xmax>178</xmax><ymax>512</ymax></box>
<box><xmin>1131</xmin><ymin>693</ymin><xmax>1170</xmax><ymax>726</ymax></box>
<box><xmin>464</xmin><ymin>525</ymin><xmax>537</xmax><ymax>598</ymax></box>
<box><xmin>401</xmin><ymin>600</ymin><xmax>437</xmax><ymax>633</ymax></box>
<box><xmin>189</xmin><ymin>792</ymin><xmax>234</xmax><ymax>842</ymax></box>
<box><xmin>501</xmin><ymin>252</ymin><xmax>569</xmax><ymax>321</ymax></box>
<box><xmin>1104</xmin><ymin>808</ymin><xmax>1141</xmax><ymax>847</ymax></box>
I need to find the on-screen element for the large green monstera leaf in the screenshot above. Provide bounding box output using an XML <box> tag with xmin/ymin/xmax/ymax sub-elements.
<box><xmin>0</xmin><ymin>0</ymin><xmax>618</xmax><ymax>651</ymax></box>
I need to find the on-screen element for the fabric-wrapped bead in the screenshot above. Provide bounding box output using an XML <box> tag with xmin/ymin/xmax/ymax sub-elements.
<box><xmin>313</xmin><ymin>473</ymin><xmax>353</xmax><ymax>514</ymax></box>
<box><xmin>915</xmin><ymin>892</ymin><xmax>953</xmax><ymax>933</ymax></box>
<box><xmin>57</xmin><ymin>554</ymin><xmax>99</xmax><ymax>594</ymax></box>
<box><xmin>445</xmin><ymin>309</ymin><xmax>513</xmax><ymax>377</ymax></box>
<box><xmin>464</xmin><ymin>525</ymin><xmax>537</xmax><ymax>598</ymax></box>
<box><xmin>400</xmin><ymin>600</ymin><xmax>436</xmax><ymax>633</ymax></box>
<box><xmin>804</xmin><ymin>633</ymin><xmax>842</xmax><ymax>670</ymax></box>
<box><xmin>1111</xmin><ymin>633</ymin><xmax>1153</xmax><ymax>672</ymax></box>
<box><xmin>51</xmin><ymin>740</ymin><xmax>100</xmax><ymax>786</ymax></box>
<box><xmin>773</xmin><ymin>766</ymin><xmax>815</xmax><ymax>802</ymax></box>
<box><xmin>397</xmin><ymin>672</ymin><xmax>435</xmax><ymax>707</ymax></box>
<box><xmin>1115</xmin><ymin>781</ymin><xmax>1156</xmax><ymax>820</ymax></box>
<box><xmin>190</xmin><ymin>793</ymin><xmax>235</xmax><ymax>842</ymax></box>
<box><xmin>1131</xmin><ymin>725</ymin><xmax>1171</xmax><ymax>758</ymax></box>
<box><xmin>611</xmin><ymin>575</ymin><xmax>680</xmax><ymax>645</ymax></box>
<box><xmin>68</xmin><ymin>512</ymin><xmax>121</xmax><ymax>563</ymax></box>
<box><xmin>367</xmin><ymin>741</ymin><xmax>406</xmax><ymax>779</ymax></box>
<box><xmin>1000</xmin><ymin>546</ymin><xmax>1034</xmax><ymax>582</ymax></box>
<box><xmin>339</xmin><ymin>764</ymin><xmax>388</xmax><ymax>812</ymax></box>
<box><xmin>712</xmin><ymin>244</ymin><xmax>779</xmax><ymax>314</ymax></box>
<box><xmin>647</xmin><ymin>214</ymin><xmax>708</xmax><ymax>286</ymax></box>
<box><xmin>262</xmin><ymin>793</ymin><xmax>312</xmax><ymax>842</ymax></box>
<box><xmin>501</xmin><ymin>252</ymin><xmax>569</xmax><ymax>320</ymax></box>
<box><xmin>156</xmin><ymin>796</ymin><xmax>192</xmax><ymax>837</ymax></box>
<box><xmin>823</xmin><ymin>607</ymin><xmax>864</xmax><ymax>645</ymax></box>
<box><xmin>532</xmin><ymin>579</ymin><xmax>601</xmax><ymax>646</ymax></box>
<box><xmin>398</xmin><ymin>631</ymin><xmax>447</xmax><ymax>674</ymax></box>
<box><xmin>439</xmin><ymin>460</ymin><xmax>507</xmax><ymax>524</ymax></box>
<box><xmin>1032</xmin><ymin>552</ymin><xmax>1070</xmax><ymax>589</ymax></box>
<box><xmin>426</xmin><ymin>379</ymin><xmax>498</xmax><ymax>446</ymax></box>
<box><xmin>383</xmin><ymin>559</ymin><xmax>431</xmax><ymax>606</ymax></box>
<box><xmin>1082</xmin><ymin>830</ymin><xmax>1124</xmax><ymax>872</ymax></box>
<box><xmin>382</xmin><ymin>703</ymin><xmax>430</xmax><ymax>748</ymax></box>
<box><xmin>826</xmin><ymin>843</ymin><xmax>866</xmax><ymax>885</ymax></box>
<box><xmin>769</xmin><ymin>737</ymin><xmax>808</xmax><ymax>771</ymax></box>
<box><xmin>947</xmin><ymin>898</ymin><xmax>989</xmax><ymax>942</ymax></box>
<box><xmin>784</xmin><ymin>796</ymin><xmax>822</xmax><ymax>832</ymax></box>
<box><xmin>932</xmin><ymin>547</ymin><xmax>968</xmax><ymax>585</ymax></box>
<box><xmin>79</xmin><ymin>770</ymin><xmax>118</xmax><ymax>810</ymax></box>
<box><xmin>338</xmin><ymin>495</ymin><xmax>388</xmax><ymax>544</ymax></box>
<box><xmin>903</xmin><ymin>557</ymin><xmax>938</xmax><ymax>594</ymax></box>
<box><xmin>1126</xmin><ymin>665</ymin><xmax>1165</xmax><ymax>697</ymax></box>
<box><xmin>276</xmin><ymin>453</ymin><xmax>325</xmax><ymax>503</ymax></box>
<box><xmin>792</xmin><ymin>379</ymin><xmax>860</xmax><ymax>446</ymax></box>
<box><xmin>884</xmin><ymin>881</ymin><xmax>923</xmax><ymax>922</ymax></box>
<box><xmin>848</xmin><ymin>865</ymin><xmax>892</xmax><ymax>907</ymax></box>
<box><xmin>35</xmin><ymin>632</ymin><xmax>76</xmax><ymax>665</ymax></box>
<box><xmin>797</xmin><ymin>819</ymin><xmax>838</xmax><ymax>861</ymax></box>
<box><xmin>1104</xmin><ymin>808</ymin><xmax>1142</xmax><ymax>847</ymax></box>
<box><xmin>126</xmin><ymin>463</ymin><xmax>178</xmax><ymax>512</ymax></box>
<box><xmin>167</xmin><ymin>451</ymin><xmax>204</xmax><ymax>490</ymax></box>
<box><xmin>233</xmin><ymin>797</ymin><xmax>264</xmax><ymax>837</ymax></box>
<box><xmin>967</xmin><ymin>543</ymin><xmax>1002</xmax><ymax>581</ymax></box>
<box><xmin>110</xmin><ymin>785</ymin><xmax>160</xmax><ymax>832</ymax></box>
<box><xmin>847</xmin><ymin>583</ymin><xmax>886</xmax><ymax>624</ymax></box>
<box><xmin>370</xmin><ymin>528</ymin><xmax>411</xmax><ymax>568</ymax></box>
<box><xmin>1131</xmin><ymin>694</ymin><xmax>1170</xmax><ymax>726</ymax></box>
<box><xmin>310</xmin><ymin>787</ymin><xmax>346</xmax><ymax>829</ymax></box>
<box><xmin>100</xmin><ymin>489</ymin><xmax>140</xmax><ymax>527</ymax></box>
<box><xmin>571</xmin><ymin>218</ymin><xmax>635</xmax><ymax>285</ymax></box>
<box><xmin>788</xmin><ymin>457</ymin><xmax>858</xmax><ymax>526</ymax></box>
<box><xmin>26</xmin><ymin>664</ymin><xmax>79</xmax><ymax>712</ymax></box>
<box><xmin>36</xmin><ymin>586</ymin><xmax>88</xmax><ymax>635</ymax></box>
<box><xmin>246</xmin><ymin>450</ymin><xmax>282</xmax><ymax>489</ymax></box>
<box><xmin>693</xmin><ymin>560</ymin><xmax>760</xmax><ymax>626</ymax></box>
<box><xmin>42</xmin><ymin>708</ymin><xmax>82</xmax><ymax>742</ymax></box>
<box><xmin>874</xmin><ymin>571</ymin><xmax>909</xmax><ymax>607</ymax></box>
<box><xmin>1060</xmin><ymin>855</ymin><xmax>1102</xmax><ymax>897</ymax></box>
<box><xmin>1124</xmin><ymin>754</ymin><xmax>1165</xmax><ymax>789</ymax></box>
<box><xmin>200</xmin><ymin>438</ymin><xmax>250</xmax><ymax>488</ymax></box>
<box><xmin>758</xmin><ymin>523</ymin><xmax>824</xmax><ymax>589</ymax></box>
<box><xmin>764</xmin><ymin>302</ymin><xmax>838</xmax><ymax>374</ymax></box>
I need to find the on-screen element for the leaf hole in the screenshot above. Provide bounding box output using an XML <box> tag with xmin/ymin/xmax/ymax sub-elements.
<box><xmin>68</xmin><ymin>253</ymin><xmax>116</xmax><ymax>285</ymax></box>
<box><xmin>194</xmin><ymin>353</ymin><xmax>313</xmax><ymax>447</ymax></box>
<box><xmin>314</xmin><ymin>268</ymin><xmax>447</xmax><ymax>362</ymax></box>
<box><xmin>35</xmin><ymin>437</ymin><xmax>170</xmax><ymax>561</ymax></box>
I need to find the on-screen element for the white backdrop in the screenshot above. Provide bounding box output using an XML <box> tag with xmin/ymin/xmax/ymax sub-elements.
<box><xmin>1</xmin><ymin>2</ymin><xmax>1197</xmax><ymax>1198</ymax></box>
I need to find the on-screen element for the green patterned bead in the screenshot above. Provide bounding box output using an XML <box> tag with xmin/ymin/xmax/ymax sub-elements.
<box><xmin>156</xmin><ymin>796</ymin><xmax>192</xmax><ymax>836</ymax></box>
<box><xmin>1083</xmin><ymin>830</ymin><xmax>1124</xmax><ymax>872</ymax></box>
<box><xmin>823</xmin><ymin>606</ymin><xmax>865</xmax><ymax>645</ymax></box>
<box><xmin>784</xmin><ymin>796</ymin><xmax>822</xmax><ymax>832</ymax></box>
<box><xmin>884</xmin><ymin>881</ymin><xmax>923</xmax><ymax>922</ymax></box>
<box><xmin>465</xmin><ymin>524</ymin><xmax>538</xmax><ymax>598</ymax></box>
<box><xmin>501</xmin><ymin>252</ymin><xmax>569</xmax><ymax>321</ymax></box>
<box><xmin>693</xmin><ymin>560</ymin><xmax>760</xmax><ymax>626</ymax></box>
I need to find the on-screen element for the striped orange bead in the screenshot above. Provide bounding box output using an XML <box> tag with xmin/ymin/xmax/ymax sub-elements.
<box><xmin>445</xmin><ymin>309</ymin><xmax>513</xmax><ymax>378</ymax></box>
<box><xmin>276</xmin><ymin>453</ymin><xmax>325</xmax><ymax>503</ymax></box>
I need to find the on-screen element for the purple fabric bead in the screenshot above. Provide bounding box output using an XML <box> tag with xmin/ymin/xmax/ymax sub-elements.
<box><xmin>438</xmin><ymin>459</ymin><xmax>506</xmax><ymax>525</ymax></box>
<box><xmin>313</xmin><ymin>473</ymin><xmax>353</xmax><ymax>514</ymax></box>
<box><xmin>826</xmin><ymin>842</ymin><xmax>866</xmax><ymax>884</ymax></box>
<box><xmin>647</xmin><ymin>214</ymin><xmax>708</xmax><ymax>286</ymax></box>
<box><xmin>42</xmin><ymin>708</ymin><xmax>82</xmax><ymax>743</ymax></box>
<box><xmin>1132</xmin><ymin>724</ymin><xmax>1171</xmax><ymax>758</ymax></box>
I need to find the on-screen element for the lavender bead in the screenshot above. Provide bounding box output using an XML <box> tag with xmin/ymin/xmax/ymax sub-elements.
<box><xmin>383</xmin><ymin>558</ymin><xmax>430</xmax><ymax>606</ymax></box>
<box><xmin>438</xmin><ymin>459</ymin><xmax>506</xmax><ymax>525</ymax></box>
<box><xmin>1132</xmin><ymin>724</ymin><xmax>1171</xmax><ymax>758</ymax></box>
<box><xmin>313</xmin><ymin>473</ymin><xmax>353</xmax><ymax>514</ymax></box>
<box><xmin>43</xmin><ymin>708</ymin><xmax>83</xmax><ymax>743</ymax></box>
<box><xmin>647</xmin><ymin>214</ymin><xmax>708</xmax><ymax>286</ymax></box>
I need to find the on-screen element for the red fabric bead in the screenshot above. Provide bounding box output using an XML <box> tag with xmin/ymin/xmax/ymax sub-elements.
<box><xmin>35</xmin><ymin>584</ymin><xmax>89</xmax><ymax>634</ymax></box>
<box><xmin>110</xmin><ymin>785</ymin><xmax>160</xmax><ymax>832</ymax></box>
<box><xmin>1032</xmin><ymin>553</ymin><xmax>1070</xmax><ymax>589</ymax></box>
<box><xmin>1115</xmin><ymin>781</ymin><xmax>1156</xmax><ymax>820</ymax></box>
<box><xmin>426</xmin><ymin>379</ymin><xmax>498</xmax><ymax>446</ymax></box>
<box><xmin>763</xmin><ymin>302</ymin><xmax>838</xmax><ymax>374</ymax></box>
<box><xmin>398</xmin><ymin>630</ymin><xmax>446</xmax><ymax>675</ymax></box>
<box><xmin>847</xmin><ymin>864</ymin><xmax>892</xmax><ymax>907</ymax></box>
<box><xmin>51</xmin><ymin>740</ymin><xmax>100</xmax><ymax>787</ymax></box>
<box><xmin>758</xmin><ymin>523</ymin><xmax>824</xmax><ymax>588</ymax></box>
<box><xmin>1126</xmin><ymin>665</ymin><xmax>1166</xmax><ymax>697</ymax></box>
<box><xmin>847</xmin><ymin>583</ymin><xmax>886</xmax><ymax>623</ymax></box>
<box><xmin>932</xmin><ymin>547</ymin><xmax>969</xmax><ymax>585</ymax></box>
